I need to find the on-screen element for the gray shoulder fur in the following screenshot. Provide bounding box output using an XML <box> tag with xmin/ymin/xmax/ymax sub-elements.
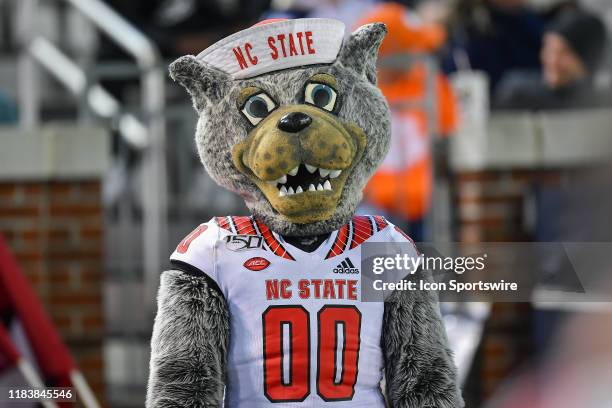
<box><xmin>382</xmin><ymin>276</ymin><xmax>464</xmax><ymax>408</ymax></box>
<box><xmin>146</xmin><ymin>270</ymin><xmax>230</xmax><ymax>407</ymax></box>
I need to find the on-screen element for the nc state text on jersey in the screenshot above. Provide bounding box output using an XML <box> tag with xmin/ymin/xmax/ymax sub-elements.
<box><xmin>266</xmin><ymin>279</ymin><xmax>358</xmax><ymax>300</ymax></box>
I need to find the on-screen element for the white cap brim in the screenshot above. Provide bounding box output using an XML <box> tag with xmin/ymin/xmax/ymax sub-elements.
<box><xmin>196</xmin><ymin>18</ymin><xmax>345</xmax><ymax>80</ymax></box>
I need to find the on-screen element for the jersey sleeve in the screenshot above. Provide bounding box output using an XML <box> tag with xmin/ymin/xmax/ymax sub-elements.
<box><xmin>370</xmin><ymin>217</ymin><xmax>421</xmax><ymax>282</ymax></box>
<box><xmin>371</xmin><ymin>217</ymin><xmax>419</xmax><ymax>253</ymax></box>
<box><xmin>169</xmin><ymin>219</ymin><xmax>221</xmax><ymax>288</ymax></box>
<box><xmin>386</xmin><ymin>221</ymin><xmax>420</xmax><ymax>259</ymax></box>
<box><xmin>388</xmin><ymin>223</ymin><xmax>418</xmax><ymax>249</ymax></box>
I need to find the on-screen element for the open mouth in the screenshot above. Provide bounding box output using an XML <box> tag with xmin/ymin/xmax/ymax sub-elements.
<box><xmin>266</xmin><ymin>164</ymin><xmax>343</xmax><ymax>197</ymax></box>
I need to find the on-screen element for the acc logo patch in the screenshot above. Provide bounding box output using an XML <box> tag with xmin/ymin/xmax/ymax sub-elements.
<box><xmin>225</xmin><ymin>235</ymin><xmax>264</xmax><ymax>252</ymax></box>
<box><xmin>243</xmin><ymin>257</ymin><xmax>270</xmax><ymax>271</ymax></box>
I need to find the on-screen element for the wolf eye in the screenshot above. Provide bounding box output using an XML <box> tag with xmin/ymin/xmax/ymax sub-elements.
<box><xmin>304</xmin><ymin>83</ymin><xmax>337</xmax><ymax>112</ymax></box>
<box><xmin>242</xmin><ymin>93</ymin><xmax>276</xmax><ymax>126</ymax></box>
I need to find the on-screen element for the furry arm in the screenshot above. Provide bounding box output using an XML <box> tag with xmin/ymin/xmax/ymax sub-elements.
<box><xmin>382</xmin><ymin>281</ymin><xmax>463</xmax><ymax>408</ymax></box>
<box><xmin>147</xmin><ymin>270</ymin><xmax>230</xmax><ymax>408</ymax></box>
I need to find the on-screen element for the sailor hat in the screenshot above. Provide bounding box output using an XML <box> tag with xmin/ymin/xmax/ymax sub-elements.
<box><xmin>196</xmin><ymin>18</ymin><xmax>345</xmax><ymax>79</ymax></box>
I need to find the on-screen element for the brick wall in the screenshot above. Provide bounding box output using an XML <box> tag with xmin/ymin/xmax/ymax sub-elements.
<box><xmin>0</xmin><ymin>179</ymin><xmax>105</xmax><ymax>404</ymax></box>
<box><xmin>455</xmin><ymin>170</ymin><xmax>562</xmax><ymax>243</ymax></box>
<box><xmin>449</xmin><ymin>109</ymin><xmax>612</xmax><ymax>405</ymax></box>
<box><xmin>453</xmin><ymin>169</ymin><xmax>565</xmax><ymax>402</ymax></box>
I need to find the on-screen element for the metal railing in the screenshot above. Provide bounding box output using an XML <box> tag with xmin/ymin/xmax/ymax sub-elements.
<box><xmin>15</xmin><ymin>0</ymin><xmax>167</xmax><ymax>316</ymax></box>
<box><xmin>377</xmin><ymin>52</ymin><xmax>446</xmax><ymax>242</ymax></box>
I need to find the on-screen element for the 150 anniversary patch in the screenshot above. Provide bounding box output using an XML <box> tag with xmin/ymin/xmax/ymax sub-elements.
<box><xmin>225</xmin><ymin>235</ymin><xmax>265</xmax><ymax>252</ymax></box>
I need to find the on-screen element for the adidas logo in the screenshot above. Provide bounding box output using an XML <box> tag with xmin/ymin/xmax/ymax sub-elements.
<box><xmin>333</xmin><ymin>258</ymin><xmax>359</xmax><ymax>274</ymax></box>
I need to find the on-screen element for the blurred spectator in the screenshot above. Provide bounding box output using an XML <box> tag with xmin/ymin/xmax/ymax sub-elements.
<box><xmin>101</xmin><ymin>0</ymin><xmax>271</xmax><ymax>57</ymax></box>
<box><xmin>262</xmin><ymin>0</ymin><xmax>315</xmax><ymax>19</ymax></box>
<box><xmin>307</xmin><ymin>0</ymin><xmax>378</xmax><ymax>31</ymax></box>
<box><xmin>444</xmin><ymin>0</ymin><xmax>544</xmax><ymax>93</ymax></box>
<box><xmin>494</xmin><ymin>11</ymin><xmax>611</xmax><ymax>375</ymax></box>
<box><xmin>539</xmin><ymin>0</ymin><xmax>579</xmax><ymax>21</ymax></box>
<box><xmin>264</xmin><ymin>0</ymin><xmax>377</xmax><ymax>29</ymax></box>
<box><xmin>495</xmin><ymin>10</ymin><xmax>611</xmax><ymax>110</ymax></box>
<box><xmin>0</xmin><ymin>91</ymin><xmax>17</xmax><ymax>124</ymax></box>
<box><xmin>357</xmin><ymin>1</ymin><xmax>458</xmax><ymax>240</ymax></box>
<box><xmin>487</xmin><ymin>311</ymin><xmax>612</xmax><ymax>408</ymax></box>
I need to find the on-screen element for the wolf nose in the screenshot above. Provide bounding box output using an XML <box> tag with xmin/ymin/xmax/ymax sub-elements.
<box><xmin>277</xmin><ymin>112</ymin><xmax>312</xmax><ymax>133</ymax></box>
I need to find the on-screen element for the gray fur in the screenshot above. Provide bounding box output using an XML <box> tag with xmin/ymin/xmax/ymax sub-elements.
<box><xmin>169</xmin><ymin>23</ymin><xmax>390</xmax><ymax>236</ymax></box>
<box><xmin>170</xmin><ymin>57</ymin><xmax>231</xmax><ymax>111</ymax></box>
<box><xmin>382</xmin><ymin>273</ymin><xmax>464</xmax><ymax>408</ymax></box>
<box><xmin>338</xmin><ymin>23</ymin><xmax>387</xmax><ymax>85</ymax></box>
<box><xmin>147</xmin><ymin>270</ymin><xmax>229</xmax><ymax>407</ymax></box>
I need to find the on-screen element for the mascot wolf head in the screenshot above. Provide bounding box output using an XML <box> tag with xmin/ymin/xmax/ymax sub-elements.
<box><xmin>170</xmin><ymin>19</ymin><xmax>390</xmax><ymax>236</ymax></box>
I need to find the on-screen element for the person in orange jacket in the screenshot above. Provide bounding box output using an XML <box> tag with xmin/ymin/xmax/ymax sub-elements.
<box><xmin>357</xmin><ymin>1</ymin><xmax>459</xmax><ymax>240</ymax></box>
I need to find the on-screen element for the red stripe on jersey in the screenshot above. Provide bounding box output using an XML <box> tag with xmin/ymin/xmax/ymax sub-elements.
<box><xmin>350</xmin><ymin>215</ymin><xmax>374</xmax><ymax>249</ymax></box>
<box><xmin>232</xmin><ymin>216</ymin><xmax>257</xmax><ymax>235</ymax></box>
<box><xmin>216</xmin><ymin>216</ymin><xmax>232</xmax><ymax>232</ymax></box>
<box><xmin>255</xmin><ymin>219</ymin><xmax>295</xmax><ymax>261</ymax></box>
<box><xmin>373</xmin><ymin>215</ymin><xmax>388</xmax><ymax>232</ymax></box>
<box><xmin>325</xmin><ymin>224</ymin><xmax>350</xmax><ymax>259</ymax></box>
<box><xmin>176</xmin><ymin>225</ymin><xmax>207</xmax><ymax>254</ymax></box>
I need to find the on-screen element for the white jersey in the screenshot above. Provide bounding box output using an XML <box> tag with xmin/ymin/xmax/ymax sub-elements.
<box><xmin>170</xmin><ymin>215</ymin><xmax>417</xmax><ymax>407</ymax></box>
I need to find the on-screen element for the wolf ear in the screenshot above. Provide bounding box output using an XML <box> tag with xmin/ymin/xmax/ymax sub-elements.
<box><xmin>169</xmin><ymin>55</ymin><xmax>231</xmax><ymax>111</ymax></box>
<box><xmin>337</xmin><ymin>23</ymin><xmax>387</xmax><ymax>85</ymax></box>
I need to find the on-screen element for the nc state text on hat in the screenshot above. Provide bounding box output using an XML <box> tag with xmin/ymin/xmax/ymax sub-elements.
<box><xmin>233</xmin><ymin>31</ymin><xmax>316</xmax><ymax>70</ymax></box>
